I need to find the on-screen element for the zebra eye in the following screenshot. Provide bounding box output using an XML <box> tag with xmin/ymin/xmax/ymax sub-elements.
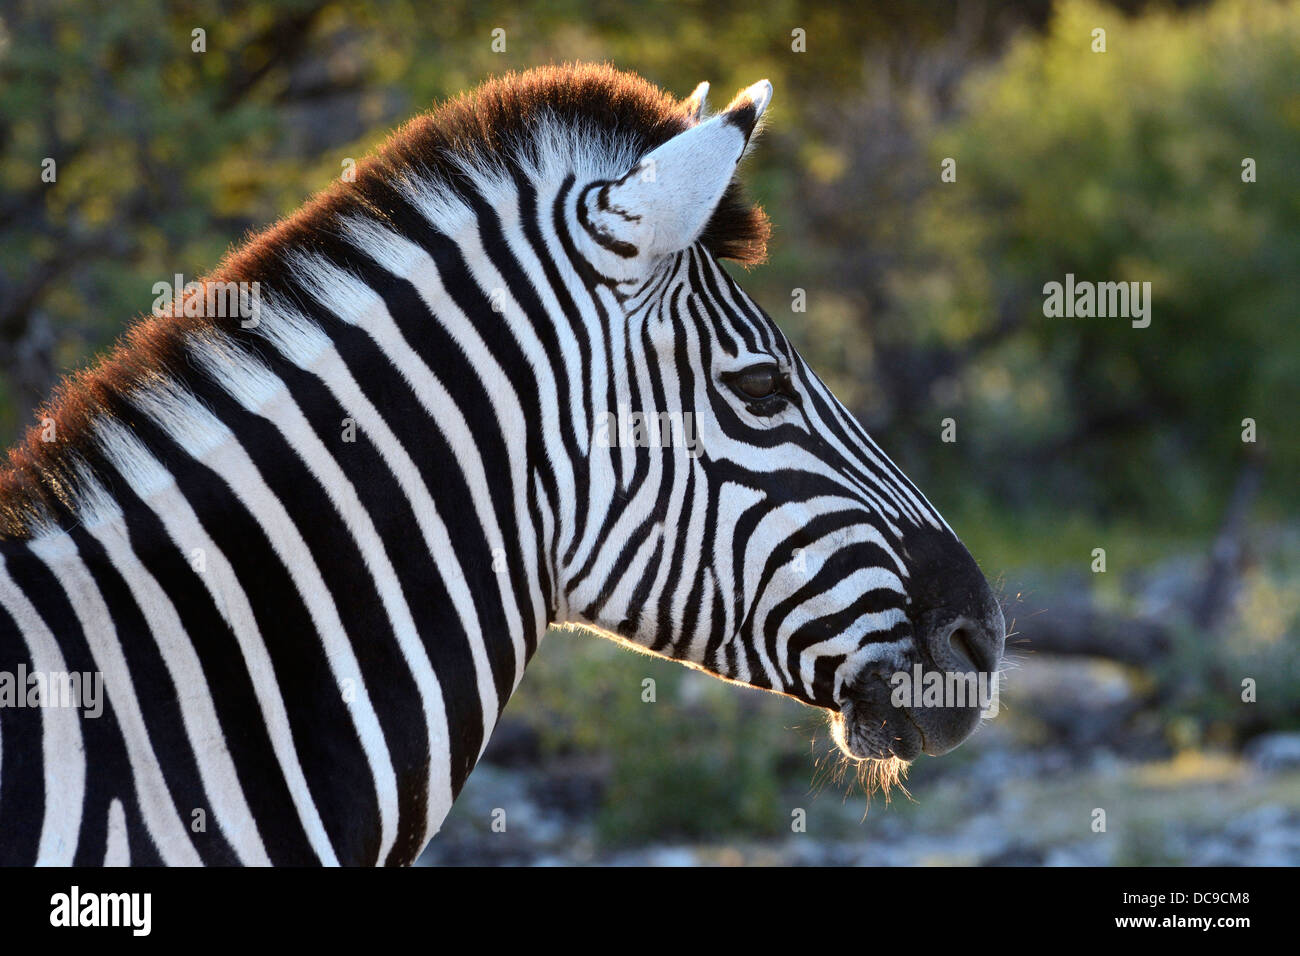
<box><xmin>723</xmin><ymin>364</ymin><xmax>790</xmax><ymax>405</ymax></box>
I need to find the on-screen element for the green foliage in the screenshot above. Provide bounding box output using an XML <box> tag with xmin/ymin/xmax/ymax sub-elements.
<box><xmin>0</xmin><ymin>0</ymin><xmax>1020</xmax><ymax>438</ymax></box>
<box><xmin>1157</xmin><ymin>537</ymin><xmax>1300</xmax><ymax>741</ymax></box>
<box><xmin>509</xmin><ymin>629</ymin><xmax>823</xmax><ymax>845</ymax></box>
<box><xmin>910</xmin><ymin>0</ymin><xmax>1300</xmax><ymax>519</ymax></box>
<box><xmin>0</xmin><ymin>0</ymin><xmax>343</xmax><ymax>433</ymax></box>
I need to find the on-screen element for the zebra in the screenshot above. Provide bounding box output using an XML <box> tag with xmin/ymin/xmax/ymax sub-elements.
<box><xmin>0</xmin><ymin>64</ymin><xmax>1004</xmax><ymax>866</ymax></box>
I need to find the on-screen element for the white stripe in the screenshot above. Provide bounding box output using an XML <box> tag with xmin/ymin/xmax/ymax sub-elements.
<box><xmin>289</xmin><ymin>255</ymin><xmax>511</xmax><ymax>733</ymax></box>
<box><xmin>104</xmin><ymin>798</ymin><xmax>129</xmax><ymax>866</ymax></box>
<box><xmin>251</xmin><ymin>307</ymin><xmax>460</xmax><ymax>836</ymax></box>
<box><xmin>0</xmin><ymin>555</ymin><xmax>86</xmax><ymax>865</ymax></box>
<box><xmin>192</xmin><ymin>333</ymin><xmax>453</xmax><ymax>852</ymax></box>
<box><xmin>26</xmin><ymin>533</ymin><xmax>201</xmax><ymax>865</ymax></box>
<box><xmin>335</xmin><ymin>221</ymin><xmax>550</xmax><ymax>667</ymax></box>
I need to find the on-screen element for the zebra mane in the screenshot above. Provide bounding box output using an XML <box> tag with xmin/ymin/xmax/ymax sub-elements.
<box><xmin>0</xmin><ymin>63</ymin><xmax>770</xmax><ymax>540</ymax></box>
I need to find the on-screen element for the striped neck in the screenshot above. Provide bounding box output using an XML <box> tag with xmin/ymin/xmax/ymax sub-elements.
<box><xmin>0</xmin><ymin>157</ymin><xmax>588</xmax><ymax>863</ymax></box>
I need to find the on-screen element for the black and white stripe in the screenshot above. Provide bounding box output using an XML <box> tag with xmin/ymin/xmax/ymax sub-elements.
<box><xmin>0</xmin><ymin>66</ymin><xmax>1003</xmax><ymax>866</ymax></box>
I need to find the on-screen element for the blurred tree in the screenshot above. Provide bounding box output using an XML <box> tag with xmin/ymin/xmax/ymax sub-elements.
<box><xmin>0</xmin><ymin>0</ymin><xmax>352</xmax><ymax>433</ymax></box>
<box><xmin>0</xmin><ymin>0</ymin><xmax>1049</xmax><ymax>441</ymax></box>
<box><xmin>902</xmin><ymin>0</ymin><xmax>1299</xmax><ymax>525</ymax></box>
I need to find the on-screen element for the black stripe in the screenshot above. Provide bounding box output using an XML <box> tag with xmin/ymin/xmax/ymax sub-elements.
<box><xmin>197</xmin><ymin>354</ymin><xmax>435</xmax><ymax>866</ymax></box>
<box><xmin>91</xmin><ymin>457</ymin><xmax>319</xmax><ymax>865</ymax></box>
<box><xmin>0</xmin><ymin>594</ymin><xmax>44</xmax><ymax>864</ymax></box>
<box><xmin>274</xmin><ymin>274</ymin><xmax>491</xmax><ymax>799</ymax></box>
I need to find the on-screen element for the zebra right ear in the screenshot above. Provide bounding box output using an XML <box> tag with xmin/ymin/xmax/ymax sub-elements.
<box><xmin>579</xmin><ymin>79</ymin><xmax>772</xmax><ymax>267</ymax></box>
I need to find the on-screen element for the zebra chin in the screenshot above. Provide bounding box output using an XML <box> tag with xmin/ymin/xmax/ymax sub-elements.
<box><xmin>832</xmin><ymin>671</ymin><xmax>986</xmax><ymax>766</ymax></box>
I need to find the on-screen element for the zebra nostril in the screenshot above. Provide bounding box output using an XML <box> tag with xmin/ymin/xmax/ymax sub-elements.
<box><xmin>946</xmin><ymin>621</ymin><xmax>993</xmax><ymax>671</ymax></box>
<box><xmin>949</xmin><ymin>625</ymin><xmax>982</xmax><ymax>672</ymax></box>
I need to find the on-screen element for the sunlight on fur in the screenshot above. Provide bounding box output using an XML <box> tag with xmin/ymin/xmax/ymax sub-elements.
<box><xmin>823</xmin><ymin>713</ymin><xmax>912</xmax><ymax>804</ymax></box>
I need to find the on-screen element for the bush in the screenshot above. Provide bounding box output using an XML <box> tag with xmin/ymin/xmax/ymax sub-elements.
<box><xmin>906</xmin><ymin>0</ymin><xmax>1300</xmax><ymax>523</ymax></box>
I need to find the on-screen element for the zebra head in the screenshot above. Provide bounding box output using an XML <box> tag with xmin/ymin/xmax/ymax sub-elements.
<box><xmin>562</xmin><ymin>79</ymin><xmax>1005</xmax><ymax>765</ymax></box>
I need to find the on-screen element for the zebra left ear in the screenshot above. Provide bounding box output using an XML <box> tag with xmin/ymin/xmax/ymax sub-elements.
<box><xmin>582</xmin><ymin>80</ymin><xmax>772</xmax><ymax>263</ymax></box>
<box><xmin>681</xmin><ymin>81</ymin><xmax>710</xmax><ymax>123</ymax></box>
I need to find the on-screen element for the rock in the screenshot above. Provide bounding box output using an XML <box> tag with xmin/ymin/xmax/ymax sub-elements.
<box><xmin>480</xmin><ymin>719</ymin><xmax>542</xmax><ymax>768</ymax></box>
<box><xmin>981</xmin><ymin>844</ymin><xmax>1047</xmax><ymax>866</ymax></box>
<box><xmin>1224</xmin><ymin>803</ymin><xmax>1290</xmax><ymax>838</ymax></box>
<box><xmin>530</xmin><ymin>757</ymin><xmax>608</xmax><ymax>818</ymax></box>
<box><xmin>1244</xmin><ymin>732</ymin><xmax>1300</xmax><ymax>771</ymax></box>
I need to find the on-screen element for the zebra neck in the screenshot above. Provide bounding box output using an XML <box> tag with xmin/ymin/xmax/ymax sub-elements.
<box><xmin>0</xmin><ymin>207</ymin><xmax>572</xmax><ymax>862</ymax></box>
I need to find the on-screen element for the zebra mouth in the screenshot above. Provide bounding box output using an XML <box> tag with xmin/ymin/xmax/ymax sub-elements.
<box><xmin>834</xmin><ymin>656</ymin><xmax>990</xmax><ymax>764</ymax></box>
<box><xmin>835</xmin><ymin>671</ymin><xmax>926</xmax><ymax>763</ymax></box>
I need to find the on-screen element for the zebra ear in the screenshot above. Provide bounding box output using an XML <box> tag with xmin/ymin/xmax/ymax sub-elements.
<box><xmin>681</xmin><ymin>81</ymin><xmax>709</xmax><ymax>123</ymax></box>
<box><xmin>583</xmin><ymin>79</ymin><xmax>772</xmax><ymax>262</ymax></box>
